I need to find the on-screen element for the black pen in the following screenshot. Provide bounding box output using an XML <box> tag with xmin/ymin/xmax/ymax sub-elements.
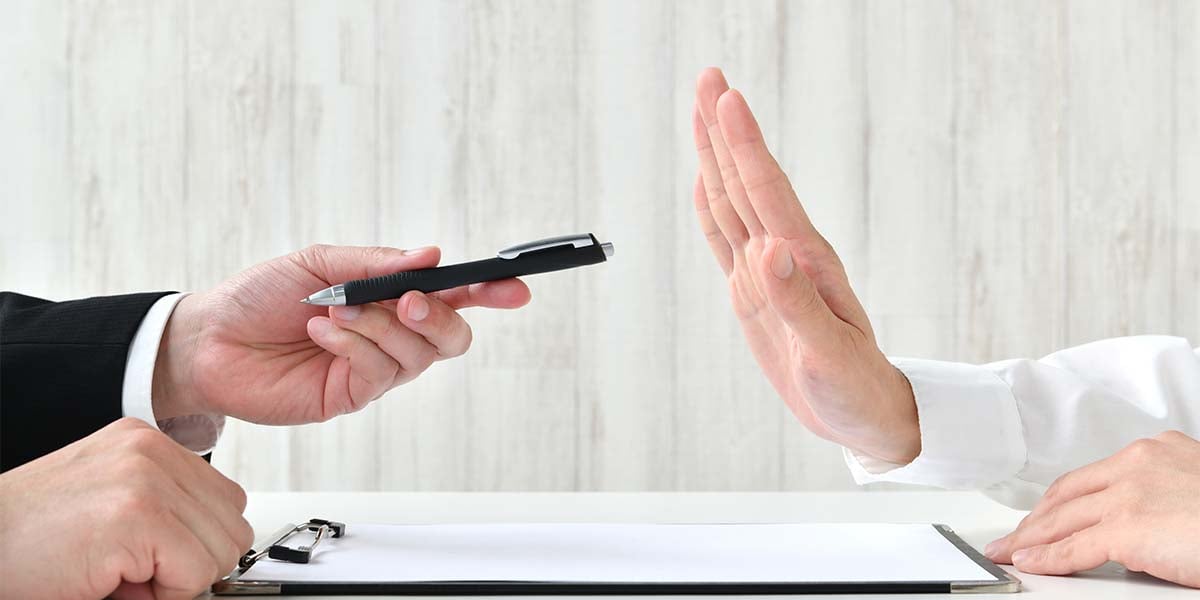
<box><xmin>301</xmin><ymin>233</ymin><xmax>615</xmax><ymax>306</ymax></box>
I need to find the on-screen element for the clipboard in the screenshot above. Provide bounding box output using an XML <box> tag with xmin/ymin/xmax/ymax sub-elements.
<box><xmin>214</xmin><ymin>519</ymin><xmax>1020</xmax><ymax>595</ymax></box>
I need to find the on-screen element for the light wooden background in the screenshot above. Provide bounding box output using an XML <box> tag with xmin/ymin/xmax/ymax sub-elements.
<box><xmin>2</xmin><ymin>0</ymin><xmax>1197</xmax><ymax>492</ymax></box>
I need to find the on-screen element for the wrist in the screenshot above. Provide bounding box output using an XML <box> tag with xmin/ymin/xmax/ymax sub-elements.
<box><xmin>152</xmin><ymin>293</ymin><xmax>206</xmax><ymax>420</ymax></box>
<box><xmin>857</xmin><ymin>365</ymin><xmax>921</xmax><ymax>465</ymax></box>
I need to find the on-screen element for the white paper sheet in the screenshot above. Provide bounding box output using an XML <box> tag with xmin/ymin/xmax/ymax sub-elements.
<box><xmin>243</xmin><ymin>523</ymin><xmax>997</xmax><ymax>584</ymax></box>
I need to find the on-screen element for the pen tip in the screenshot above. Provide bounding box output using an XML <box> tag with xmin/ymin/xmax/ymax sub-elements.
<box><xmin>300</xmin><ymin>298</ymin><xmax>311</xmax><ymax>304</ymax></box>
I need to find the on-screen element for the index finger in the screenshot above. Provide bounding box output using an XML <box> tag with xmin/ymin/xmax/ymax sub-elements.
<box><xmin>1023</xmin><ymin>452</ymin><xmax>1125</xmax><ymax>524</ymax></box>
<box><xmin>986</xmin><ymin>490</ymin><xmax>1108</xmax><ymax>563</ymax></box>
<box><xmin>430</xmin><ymin>278</ymin><xmax>531</xmax><ymax>310</ymax></box>
<box><xmin>377</xmin><ymin>277</ymin><xmax>531</xmax><ymax>314</ymax></box>
<box><xmin>297</xmin><ymin>245</ymin><xmax>442</xmax><ymax>283</ymax></box>
<box><xmin>695</xmin><ymin>68</ymin><xmax>764</xmax><ymax>241</ymax></box>
<box><xmin>715</xmin><ymin>89</ymin><xmax>817</xmax><ymax>240</ymax></box>
<box><xmin>1009</xmin><ymin>525</ymin><xmax>1113</xmax><ymax>577</ymax></box>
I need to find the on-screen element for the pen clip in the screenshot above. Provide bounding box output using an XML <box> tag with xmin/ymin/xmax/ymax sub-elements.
<box><xmin>497</xmin><ymin>233</ymin><xmax>596</xmax><ymax>259</ymax></box>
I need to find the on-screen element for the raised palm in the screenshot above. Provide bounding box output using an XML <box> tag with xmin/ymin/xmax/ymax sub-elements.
<box><xmin>690</xmin><ymin>68</ymin><xmax>917</xmax><ymax>463</ymax></box>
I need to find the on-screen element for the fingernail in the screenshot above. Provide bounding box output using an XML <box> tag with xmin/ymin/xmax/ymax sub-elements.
<box><xmin>402</xmin><ymin>246</ymin><xmax>435</xmax><ymax>255</ymax></box>
<box><xmin>983</xmin><ymin>541</ymin><xmax>1000</xmax><ymax>558</ymax></box>
<box><xmin>309</xmin><ymin>317</ymin><xmax>332</xmax><ymax>338</ymax></box>
<box><xmin>407</xmin><ymin>294</ymin><xmax>429</xmax><ymax>321</ymax></box>
<box><xmin>1011</xmin><ymin>549</ymin><xmax>1029</xmax><ymax>563</ymax></box>
<box><xmin>333</xmin><ymin>305</ymin><xmax>361</xmax><ymax>321</ymax></box>
<box><xmin>770</xmin><ymin>243</ymin><xmax>793</xmax><ymax>279</ymax></box>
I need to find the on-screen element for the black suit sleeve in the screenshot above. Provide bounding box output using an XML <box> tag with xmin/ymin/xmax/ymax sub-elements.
<box><xmin>0</xmin><ymin>291</ymin><xmax>175</xmax><ymax>472</ymax></box>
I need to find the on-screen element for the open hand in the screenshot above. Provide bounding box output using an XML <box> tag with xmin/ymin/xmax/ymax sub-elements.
<box><xmin>690</xmin><ymin>67</ymin><xmax>918</xmax><ymax>464</ymax></box>
<box><xmin>153</xmin><ymin>244</ymin><xmax>531</xmax><ymax>424</ymax></box>
<box><xmin>984</xmin><ymin>430</ymin><xmax>1200</xmax><ymax>588</ymax></box>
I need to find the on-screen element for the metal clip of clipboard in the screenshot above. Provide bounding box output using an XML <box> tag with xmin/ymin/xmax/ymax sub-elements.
<box><xmin>237</xmin><ymin>518</ymin><xmax>346</xmax><ymax>569</ymax></box>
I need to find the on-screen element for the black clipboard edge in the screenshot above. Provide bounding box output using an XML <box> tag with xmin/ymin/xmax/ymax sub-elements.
<box><xmin>213</xmin><ymin>523</ymin><xmax>1020</xmax><ymax>595</ymax></box>
<box><xmin>217</xmin><ymin>580</ymin><xmax>953</xmax><ymax>596</ymax></box>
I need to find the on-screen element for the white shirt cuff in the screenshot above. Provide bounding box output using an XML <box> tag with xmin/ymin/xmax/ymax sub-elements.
<box><xmin>843</xmin><ymin>358</ymin><xmax>1027</xmax><ymax>489</ymax></box>
<box><xmin>122</xmin><ymin>293</ymin><xmax>225</xmax><ymax>454</ymax></box>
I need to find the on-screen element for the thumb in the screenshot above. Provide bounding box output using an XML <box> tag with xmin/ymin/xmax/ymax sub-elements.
<box><xmin>758</xmin><ymin>238</ymin><xmax>839</xmax><ymax>345</ymax></box>
<box><xmin>298</xmin><ymin>244</ymin><xmax>441</xmax><ymax>284</ymax></box>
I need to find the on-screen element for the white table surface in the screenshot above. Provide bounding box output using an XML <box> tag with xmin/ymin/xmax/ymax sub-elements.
<box><xmin>206</xmin><ymin>491</ymin><xmax>1192</xmax><ymax>599</ymax></box>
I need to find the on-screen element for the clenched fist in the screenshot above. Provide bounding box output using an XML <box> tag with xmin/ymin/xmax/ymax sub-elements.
<box><xmin>0</xmin><ymin>418</ymin><xmax>253</xmax><ymax>600</ymax></box>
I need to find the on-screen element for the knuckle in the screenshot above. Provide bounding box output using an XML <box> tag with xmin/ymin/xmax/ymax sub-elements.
<box><xmin>705</xmin><ymin>184</ymin><xmax>730</xmax><ymax>206</ymax></box>
<box><xmin>374</xmin><ymin>308</ymin><xmax>401</xmax><ymax>339</ymax></box>
<box><xmin>1035</xmin><ymin>510</ymin><xmax>1057</xmax><ymax>534</ymax></box>
<box><xmin>1123</xmin><ymin>438</ymin><xmax>1161</xmax><ymax>460</ymax></box>
<box><xmin>718</xmin><ymin>161</ymin><xmax>741</xmax><ymax>183</ymax></box>
<box><xmin>385</xmin><ymin>361</ymin><xmax>403</xmax><ymax>388</ymax></box>
<box><xmin>741</xmin><ymin>168</ymin><xmax>785</xmax><ymax>194</ymax></box>
<box><xmin>200</xmin><ymin>552</ymin><xmax>222</xmax><ymax>582</ymax></box>
<box><xmin>185</xmin><ymin>557</ymin><xmax>221</xmax><ymax>590</ymax></box>
<box><xmin>366</xmin><ymin>245</ymin><xmax>391</xmax><ymax>261</ymax></box>
<box><xmin>727</xmin><ymin>275</ymin><xmax>740</xmax><ymax>298</ymax></box>
<box><xmin>1154</xmin><ymin>429</ymin><xmax>1187</xmax><ymax>443</ymax></box>
<box><xmin>110</xmin><ymin>416</ymin><xmax>152</xmax><ymax>433</ymax></box>
<box><xmin>1107</xmin><ymin>539</ymin><xmax>1139</xmax><ymax>571</ymax></box>
<box><xmin>413</xmin><ymin>344</ymin><xmax>438</xmax><ymax>371</ymax></box>
<box><xmin>1039</xmin><ymin>489</ymin><xmax>1056</xmax><ymax>508</ymax></box>
<box><xmin>303</xmin><ymin>243</ymin><xmax>332</xmax><ymax>256</ymax></box>
<box><xmin>1014</xmin><ymin>512</ymin><xmax>1033</xmax><ymax>530</ymax></box>
<box><xmin>123</xmin><ymin>427</ymin><xmax>168</xmax><ymax>455</ymax></box>
<box><xmin>1013</xmin><ymin>521</ymin><xmax>1040</xmax><ymax>545</ymax></box>
<box><xmin>236</xmin><ymin>518</ymin><xmax>256</xmax><ymax>551</ymax></box>
<box><xmin>447</xmin><ymin>323</ymin><xmax>473</xmax><ymax>358</ymax></box>
<box><xmin>1042</xmin><ymin>479</ymin><xmax>1064</xmax><ymax>502</ymax></box>
<box><xmin>221</xmin><ymin>538</ymin><xmax>243</xmax><ymax>572</ymax></box>
<box><xmin>727</xmin><ymin>276</ymin><xmax>763</xmax><ymax>320</ymax></box>
<box><xmin>296</xmin><ymin>244</ymin><xmax>334</xmax><ymax>274</ymax></box>
<box><xmin>227</xmin><ymin>480</ymin><xmax>249</xmax><ymax>512</ymax></box>
<box><xmin>379</xmin><ymin>309</ymin><xmax>408</xmax><ymax>343</ymax></box>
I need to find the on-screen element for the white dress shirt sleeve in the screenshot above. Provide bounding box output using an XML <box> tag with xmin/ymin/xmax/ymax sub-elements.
<box><xmin>122</xmin><ymin>293</ymin><xmax>225</xmax><ymax>454</ymax></box>
<box><xmin>845</xmin><ymin>336</ymin><xmax>1200</xmax><ymax>510</ymax></box>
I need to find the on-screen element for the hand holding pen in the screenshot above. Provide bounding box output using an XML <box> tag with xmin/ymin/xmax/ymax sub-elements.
<box><xmin>150</xmin><ymin>245</ymin><xmax>525</xmax><ymax>425</ymax></box>
<box><xmin>150</xmin><ymin>235</ymin><xmax>611</xmax><ymax>425</ymax></box>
